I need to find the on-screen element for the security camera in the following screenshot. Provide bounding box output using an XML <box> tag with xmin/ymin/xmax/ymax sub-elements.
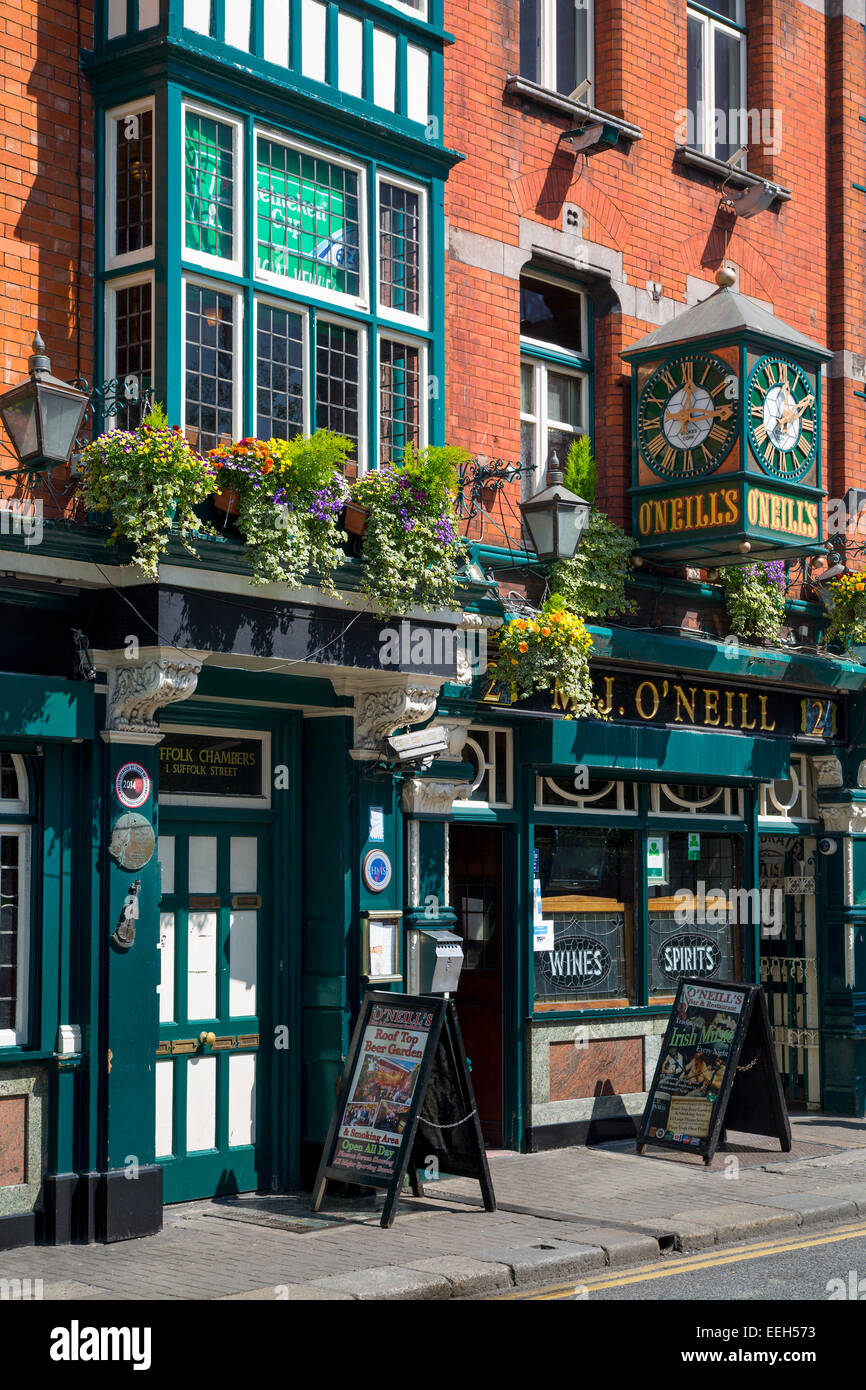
<box><xmin>568</xmin><ymin>78</ymin><xmax>592</xmax><ymax>103</ymax></box>
<box><xmin>385</xmin><ymin>725</ymin><xmax>449</xmax><ymax>762</ymax></box>
<box><xmin>817</xmin><ymin>837</ymin><xmax>838</xmax><ymax>856</ymax></box>
<box><xmin>725</xmin><ymin>145</ymin><xmax>748</xmax><ymax>168</ymax></box>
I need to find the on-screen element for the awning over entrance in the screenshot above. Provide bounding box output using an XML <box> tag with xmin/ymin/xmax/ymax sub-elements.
<box><xmin>521</xmin><ymin>719</ymin><xmax>791</xmax><ymax>782</ymax></box>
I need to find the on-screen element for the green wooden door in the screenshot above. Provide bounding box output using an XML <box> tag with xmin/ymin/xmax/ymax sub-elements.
<box><xmin>156</xmin><ymin>823</ymin><xmax>268</xmax><ymax>1202</ymax></box>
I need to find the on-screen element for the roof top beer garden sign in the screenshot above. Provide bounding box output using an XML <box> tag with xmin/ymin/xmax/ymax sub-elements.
<box><xmin>622</xmin><ymin>285</ymin><xmax>832</xmax><ymax>565</ymax></box>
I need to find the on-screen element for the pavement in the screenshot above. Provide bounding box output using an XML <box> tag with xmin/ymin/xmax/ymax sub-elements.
<box><xmin>4</xmin><ymin>1114</ymin><xmax>866</xmax><ymax>1300</ymax></box>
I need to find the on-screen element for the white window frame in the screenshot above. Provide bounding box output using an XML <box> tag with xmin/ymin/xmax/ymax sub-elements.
<box><xmin>453</xmin><ymin>727</ymin><xmax>513</xmax><ymax>810</ymax></box>
<box><xmin>534</xmin><ymin>776</ymin><xmax>638</xmax><ymax>814</ymax></box>
<box><xmin>105</xmin><ymin>97</ymin><xmax>156</xmax><ymax>272</ymax></box>
<box><xmin>376</xmin><ymin>171</ymin><xmax>428</xmax><ymax>331</ymax></box>
<box><xmin>520</xmin><ymin>356</ymin><xmax>587</xmax><ymax>492</ymax></box>
<box><xmin>758</xmin><ymin>755</ymin><xmax>816</xmax><ymax>823</ymax></box>
<box><xmin>377</xmin><ymin>329</ymin><xmax>427</xmax><ymax>468</ymax></box>
<box><xmin>649</xmin><ymin>783</ymin><xmax>745</xmax><ymax>820</ymax></box>
<box><xmin>181</xmin><ymin>100</ymin><xmax>245</xmax><ymax>279</ymax></box>
<box><xmin>686</xmin><ymin>1</ymin><xmax>747</xmax><ymax>162</ymax></box>
<box><xmin>253</xmin><ymin>126</ymin><xmax>368</xmax><ymax>314</ymax></box>
<box><xmin>524</xmin><ymin>0</ymin><xmax>595</xmax><ymax>96</ymax></box>
<box><xmin>104</xmin><ymin>271</ymin><xmax>156</xmax><ymax>433</ymax></box>
<box><xmin>253</xmin><ymin>294</ymin><xmax>312</xmax><ymax>440</ymax></box>
<box><xmin>379</xmin><ymin>0</ymin><xmax>428</xmax><ymax>20</ymax></box>
<box><xmin>181</xmin><ymin>273</ymin><xmax>244</xmax><ymax>448</ymax></box>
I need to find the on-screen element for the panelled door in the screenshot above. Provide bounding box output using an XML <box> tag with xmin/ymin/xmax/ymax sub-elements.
<box><xmin>450</xmin><ymin>823</ymin><xmax>504</xmax><ymax>1147</ymax></box>
<box><xmin>156</xmin><ymin>824</ymin><xmax>268</xmax><ymax>1202</ymax></box>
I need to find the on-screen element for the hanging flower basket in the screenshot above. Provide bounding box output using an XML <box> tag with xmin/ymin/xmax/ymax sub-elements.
<box><xmin>342</xmin><ymin>500</ymin><xmax>370</xmax><ymax>536</ymax></box>
<box><xmin>214</xmin><ymin>487</ymin><xmax>240</xmax><ymax>517</ymax></box>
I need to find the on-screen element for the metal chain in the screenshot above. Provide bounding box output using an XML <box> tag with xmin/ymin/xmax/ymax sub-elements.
<box><xmin>737</xmin><ymin>1054</ymin><xmax>759</xmax><ymax>1072</ymax></box>
<box><xmin>419</xmin><ymin>1108</ymin><xmax>478</xmax><ymax>1130</ymax></box>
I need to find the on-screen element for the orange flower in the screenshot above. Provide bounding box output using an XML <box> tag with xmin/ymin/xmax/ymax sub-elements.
<box><xmin>541</xmin><ymin>626</ymin><xmax>550</xmax><ymax>637</ymax></box>
<box><xmin>518</xmin><ymin>641</ymin><xmax>528</xmax><ymax>653</ymax></box>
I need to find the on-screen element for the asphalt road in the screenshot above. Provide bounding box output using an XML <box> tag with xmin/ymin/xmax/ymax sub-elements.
<box><xmin>499</xmin><ymin>1222</ymin><xmax>866</xmax><ymax>1301</ymax></box>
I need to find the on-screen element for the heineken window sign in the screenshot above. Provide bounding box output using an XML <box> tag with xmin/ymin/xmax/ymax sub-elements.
<box><xmin>647</xmin><ymin>836</ymin><xmax>668</xmax><ymax>885</ymax></box>
<box><xmin>623</xmin><ymin>285</ymin><xmax>832</xmax><ymax>566</ymax></box>
<box><xmin>688</xmin><ymin>832</ymin><xmax>701</xmax><ymax>861</ymax></box>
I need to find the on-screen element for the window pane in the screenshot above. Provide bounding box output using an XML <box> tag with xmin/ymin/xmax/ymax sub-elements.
<box><xmin>0</xmin><ymin>755</ymin><xmax>20</xmax><ymax>804</ymax></box>
<box><xmin>379</xmin><ymin>338</ymin><xmax>420</xmax><ymax>464</ymax></box>
<box><xmin>547</xmin><ymin>370</ymin><xmax>582</xmax><ymax>427</ymax></box>
<box><xmin>256</xmin><ymin>303</ymin><xmax>304</xmax><ymax>441</ymax></box>
<box><xmin>0</xmin><ymin>834</ymin><xmax>19</xmax><ymax>1033</ymax></box>
<box><xmin>185</xmin><ymin>283</ymin><xmax>234</xmax><ymax>451</ymax></box>
<box><xmin>520</xmin><ymin>420</ymin><xmax>536</xmax><ymax>499</ymax></box>
<box><xmin>113</xmin><ymin>282</ymin><xmax>153</xmax><ymax>431</ymax></box>
<box><xmin>701</xmin><ymin>0</ymin><xmax>741</xmax><ymax>19</ymax></box>
<box><xmin>114</xmin><ymin>107</ymin><xmax>153</xmax><ymax>257</ymax></box>
<box><xmin>555</xmin><ymin>0</ymin><xmax>577</xmax><ymax>95</ymax></box>
<box><xmin>379</xmin><ymin>182</ymin><xmax>421</xmax><ymax>317</ymax></box>
<box><xmin>185</xmin><ymin>112</ymin><xmax>234</xmax><ymax>260</ymax></box>
<box><xmin>713</xmin><ymin>27</ymin><xmax>743</xmax><ymax>162</ymax></box>
<box><xmin>534</xmin><ymin>827</ymin><xmax>637</xmax><ymax>1007</ymax></box>
<box><xmin>257</xmin><ymin>139</ymin><xmax>360</xmax><ymax>296</ymax></box>
<box><xmin>520</xmin><ymin>278</ymin><xmax>583</xmax><ymax>353</ymax></box>
<box><xmin>687</xmin><ymin>15</ymin><xmax>704</xmax><ymax>151</ymax></box>
<box><xmin>315</xmin><ymin>320</ymin><xmax>360</xmax><ymax>457</ymax></box>
<box><xmin>519</xmin><ymin>0</ymin><xmax>540</xmax><ymax>82</ymax></box>
<box><xmin>648</xmin><ymin>832</ymin><xmax>744</xmax><ymax>997</ymax></box>
<box><xmin>520</xmin><ymin>362</ymin><xmax>535</xmax><ymax>414</ymax></box>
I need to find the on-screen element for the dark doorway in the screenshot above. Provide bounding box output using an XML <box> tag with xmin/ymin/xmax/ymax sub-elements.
<box><xmin>450</xmin><ymin>823</ymin><xmax>504</xmax><ymax>1146</ymax></box>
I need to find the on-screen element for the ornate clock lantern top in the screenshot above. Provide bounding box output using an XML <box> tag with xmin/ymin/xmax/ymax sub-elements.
<box><xmin>622</xmin><ymin>274</ymin><xmax>832</xmax><ymax>567</ymax></box>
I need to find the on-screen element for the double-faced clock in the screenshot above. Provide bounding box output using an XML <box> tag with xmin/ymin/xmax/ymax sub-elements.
<box><xmin>746</xmin><ymin>354</ymin><xmax>817</xmax><ymax>480</ymax></box>
<box><xmin>637</xmin><ymin>352</ymin><xmax>739</xmax><ymax>479</ymax></box>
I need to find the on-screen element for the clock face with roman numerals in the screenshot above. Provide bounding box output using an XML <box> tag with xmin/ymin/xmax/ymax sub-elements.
<box><xmin>747</xmin><ymin>355</ymin><xmax>817</xmax><ymax>480</ymax></box>
<box><xmin>637</xmin><ymin>353</ymin><xmax>739</xmax><ymax>479</ymax></box>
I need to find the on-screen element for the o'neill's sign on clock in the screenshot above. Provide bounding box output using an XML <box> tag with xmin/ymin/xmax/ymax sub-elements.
<box><xmin>623</xmin><ymin>280</ymin><xmax>831</xmax><ymax>566</ymax></box>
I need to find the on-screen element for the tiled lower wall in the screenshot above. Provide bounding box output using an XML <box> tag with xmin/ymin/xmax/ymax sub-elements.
<box><xmin>529</xmin><ymin>1018</ymin><xmax>668</xmax><ymax>1130</ymax></box>
<box><xmin>0</xmin><ymin>1067</ymin><xmax>47</xmax><ymax>1217</ymax></box>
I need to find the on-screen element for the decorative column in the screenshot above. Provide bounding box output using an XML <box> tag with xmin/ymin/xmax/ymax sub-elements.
<box><xmin>96</xmin><ymin>649</ymin><xmax>203</xmax><ymax>1241</ymax></box>
<box><xmin>815</xmin><ymin>753</ymin><xmax>866</xmax><ymax>1117</ymax></box>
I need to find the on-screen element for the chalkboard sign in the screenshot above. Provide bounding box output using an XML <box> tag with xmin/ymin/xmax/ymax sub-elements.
<box><xmin>637</xmin><ymin>978</ymin><xmax>791</xmax><ymax>1166</ymax></box>
<box><xmin>312</xmin><ymin>991</ymin><xmax>495</xmax><ymax>1228</ymax></box>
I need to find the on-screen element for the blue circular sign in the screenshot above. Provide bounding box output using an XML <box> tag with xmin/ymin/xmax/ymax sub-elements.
<box><xmin>362</xmin><ymin>849</ymin><xmax>392</xmax><ymax>893</ymax></box>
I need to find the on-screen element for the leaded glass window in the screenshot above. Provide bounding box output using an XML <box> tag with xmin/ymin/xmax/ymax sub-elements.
<box><xmin>184</xmin><ymin>283</ymin><xmax>235</xmax><ymax>450</ymax></box>
<box><xmin>114</xmin><ymin>107</ymin><xmax>153</xmax><ymax>257</ymax></box>
<box><xmin>379</xmin><ymin>182</ymin><xmax>421</xmax><ymax>317</ymax></box>
<box><xmin>256</xmin><ymin>303</ymin><xmax>305</xmax><ymax>440</ymax></box>
<box><xmin>379</xmin><ymin>338</ymin><xmax>420</xmax><ymax>464</ymax></box>
<box><xmin>256</xmin><ymin>139</ymin><xmax>360</xmax><ymax>295</ymax></box>
<box><xmin>112</xmin><ymin>281</ymin><xmax>152</xmax><ymax>431</ymax></box>
<box><xmin>316</xmin><ymin>320</ymin><xmax>360</xmax><ymax>456</ymax></box>
<box><xmin>184</xmin><ymin>112</ymin><xmax>236</xmax><ymax>261</ymax></box>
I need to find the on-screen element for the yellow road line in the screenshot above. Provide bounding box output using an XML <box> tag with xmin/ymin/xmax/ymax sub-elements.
<box><xmin>499</xmin><ymin>1221</ymin><xmax>866</xmax><ymax>1299</ymax></box>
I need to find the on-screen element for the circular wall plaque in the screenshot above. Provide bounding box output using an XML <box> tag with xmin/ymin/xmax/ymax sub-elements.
<box><xmin>362</xmin><ymin>849</ymin><xmax>392</xmax><ymax>893</ymax></box>
<box><xmin>115</xmin><ymin>762</ymin><xmax>151</xmax><ymax>809</ymax></box>
<box><xmin>109</xmin><ymin>812</ymin><xmax>156</xmax><ymax>871</ymax></box>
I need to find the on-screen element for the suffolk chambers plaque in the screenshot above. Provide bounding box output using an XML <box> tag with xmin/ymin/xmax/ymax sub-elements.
<box><xmin>158</xmin><ymin>733</ymin><xmax>264</xmax><ymax>798</ymax></box>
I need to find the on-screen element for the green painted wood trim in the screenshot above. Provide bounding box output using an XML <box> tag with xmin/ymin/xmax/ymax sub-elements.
<box><xmin>520</xmin><ymin>721</ymin><xmax>792</xmax><ymax>782</ymax></box>
<box><xmin>0</xmin><ymin>676</ymin><xmax>95</xmax><ymax>741</ymax></box>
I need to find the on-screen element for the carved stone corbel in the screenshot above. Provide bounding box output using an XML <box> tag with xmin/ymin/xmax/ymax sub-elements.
<box><xmin>812</xmin><ymin>755</ymin><xmax>844</xmax><ymax>788</ymax></box>
<box><xmin>402</xmin><ymin>778</ymin><xmax>466</xmax><ymax>817</ymax></box>
<box><xmin>98</xmin><ymin>650</ymin><xmax>205</xmax><ymax>735</ymax></box>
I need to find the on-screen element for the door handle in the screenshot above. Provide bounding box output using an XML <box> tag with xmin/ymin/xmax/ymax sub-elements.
<box><xmin>199</xmin><ymin>1031</ymin><xmax>216</xmax><ymax>1049</ymax></box>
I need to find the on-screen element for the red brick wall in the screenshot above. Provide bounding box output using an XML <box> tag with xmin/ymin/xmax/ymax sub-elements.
<box><xmin>0</xmin><ymin>1</ymin><xmax>94</xmax><ymax>506</ymax></box>
<box><xmin>444</xmin><ymin>0</ymin><xmax>865</xmax><ymax>550</ymax></box>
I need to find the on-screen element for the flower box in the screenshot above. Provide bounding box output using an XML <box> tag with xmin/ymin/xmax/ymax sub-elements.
<box><xmin>342</xmin><ymin>500</ymin><xmax>370</xmax><ymax>536</ymax></box>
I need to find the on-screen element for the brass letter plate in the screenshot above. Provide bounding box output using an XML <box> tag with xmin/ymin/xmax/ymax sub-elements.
<box><xmin>189</xmin><ymin>895</ymin><xmax>221</xmax><ymax>910</ymax></box>
<box><xmin>156</xmin><ymin>1041</ymin><xmax>171</xmax><ymax>1056</ymax></box>
<box><xmin>171</xmin><ymin>1039</ymin><xmax>198</xmax><ymax>1055</ymax></box>
<box><xmin>211</xmin><ymin>1036</ymin><xmax>237</xmax><ymax>1050</ymax></box>
<box><xmin>232</xmin><ymin>894</ymin><xmax>262</xmax><ymax>909</ymax></box>
<box><xmin>236</xmin><ymin>1033</ymin><xmax>260</xmax><ymax>1049</ymax></box>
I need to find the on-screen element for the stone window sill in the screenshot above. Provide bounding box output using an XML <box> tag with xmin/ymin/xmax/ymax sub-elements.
<box><xmin>504</xmin><ymin>75</ymin><xmax>642</xmax><ymax>144</ymax></box>
<box><xmin>674</xmin><ymin>145</ymin><xmax>791</xmax><ymax>202</ymax></box>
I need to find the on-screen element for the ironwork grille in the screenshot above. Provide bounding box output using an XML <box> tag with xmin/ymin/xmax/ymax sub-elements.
<box><xmin>0</xmin><ymin>835</ymin><xmax>19</xmax><ymax>1032</ymax></box>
